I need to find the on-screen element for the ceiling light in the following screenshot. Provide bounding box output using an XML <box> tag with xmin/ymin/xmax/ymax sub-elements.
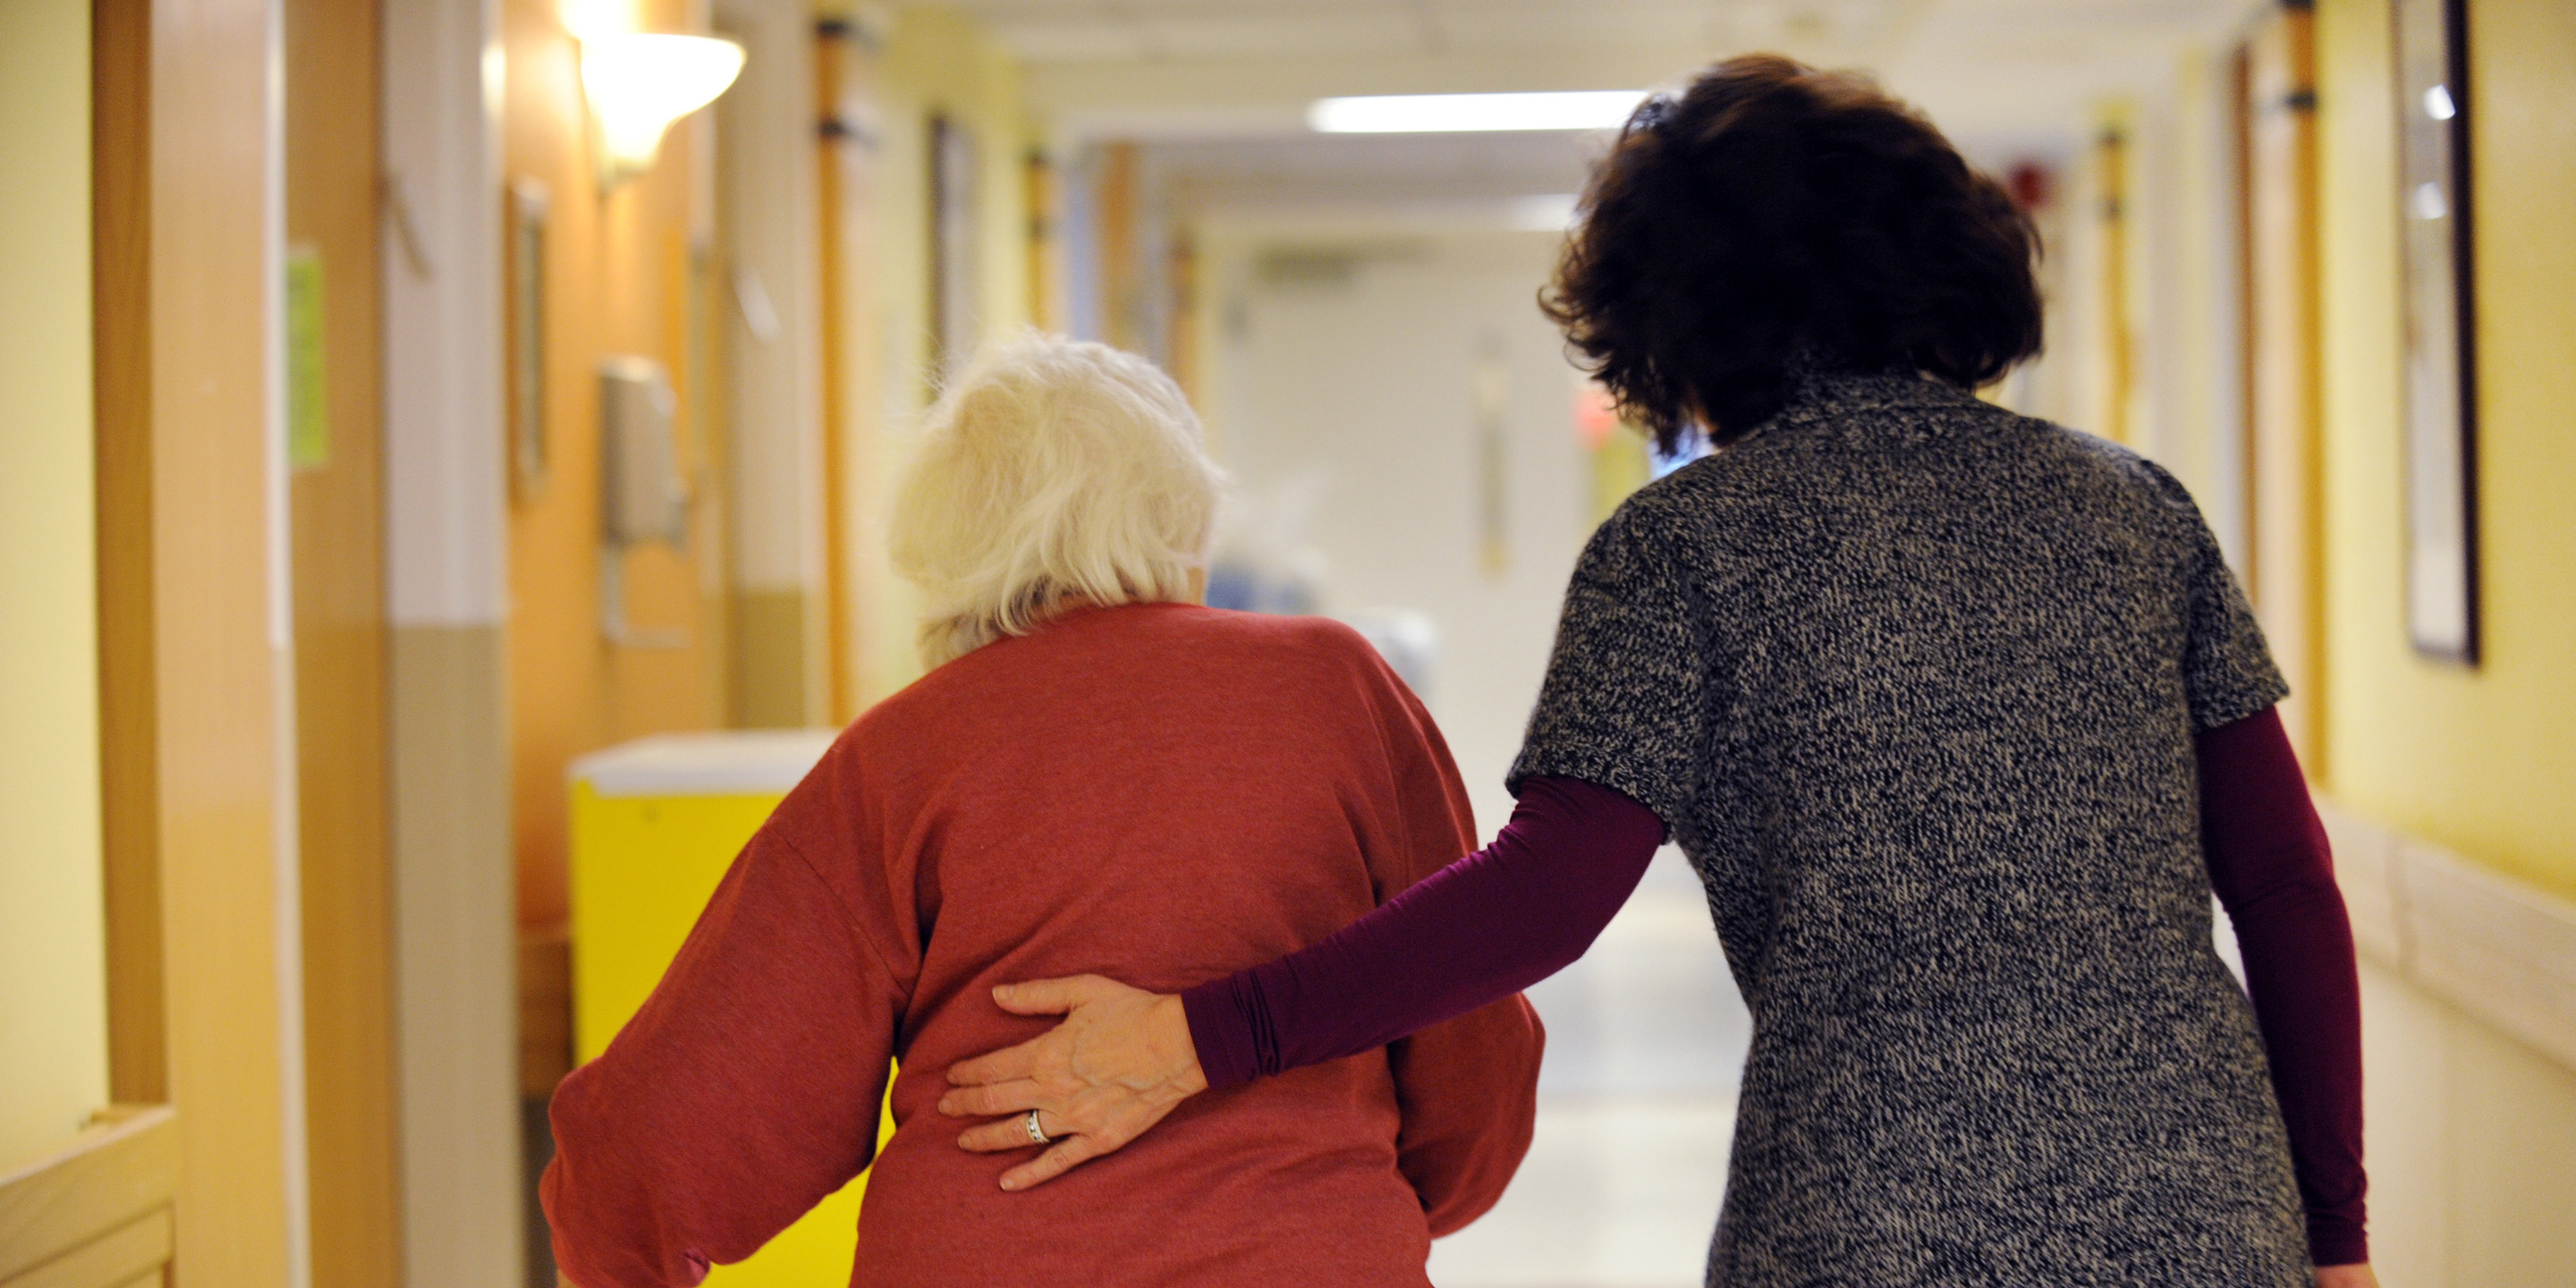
<box><xmin>1308</xmin><ymin>90</ymin><xmax>1648</xmax><ymax>134</ymax></box>
<box><xmin>580</xmin><ymin>33</ymin><xmax>745</xmax><ymax>187</ymax></box>
<box><xmin>1507</xmin><ymin>193</ymin><xmax>1580</xmax><ymax>231</ymax></box>
<box><xmin>559</xmin><ymin>0</ymin><xmax>636</xmax><ymax>42</ymax></box>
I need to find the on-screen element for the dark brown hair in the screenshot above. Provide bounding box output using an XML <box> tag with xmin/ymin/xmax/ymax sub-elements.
<box><xmin>1544</xmin><ymin>55</ymin><xmax>2043</xmax><ymax>452</ymax></box>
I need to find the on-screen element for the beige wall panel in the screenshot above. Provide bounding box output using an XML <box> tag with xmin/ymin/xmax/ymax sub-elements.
<box><xmin>388</xmin><ymin>625</ymin><xmax>522</xmax><ymax>1288</ymax></box>
<box><xmin>730</xmin><ymin>589</ymin><xmax>813</xmax><ymax>729</ymax></box>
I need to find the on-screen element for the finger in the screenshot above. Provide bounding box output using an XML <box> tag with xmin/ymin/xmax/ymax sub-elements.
<box><xmin>956</xmin><ymin>1117</ymin><xmax>1041</xmax><ymax>1153</ymax></box>
<box><xmin>945</xmin><ymin>1039</ymin><xmax>1046</xmax><ymax>1088</ymax></box>
<box><xmin>997</xmin><ymin>1132</ymin><xmax>1106</xmax><ymax>1191</ymax></box>
<box><xmin>956</xmin><ymin>1109</ymin><xmax>1062</xmax><ymax>1154</ymax></box>
<box><xmin>988</xmin><ymin>975</ymin><xmax>1103</xmax><ymax>1016</ymax></box>
<box><xmin>936</xmin><ymin>1078</ymin><xmax>1047</xmax><ymax>1119</ymax></box>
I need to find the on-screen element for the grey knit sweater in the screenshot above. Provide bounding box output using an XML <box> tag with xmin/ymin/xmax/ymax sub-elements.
<box><xmin>1510</xmin><ymin>369</ymin><xmax>2309</xmax><ymax>1286</ymax></box>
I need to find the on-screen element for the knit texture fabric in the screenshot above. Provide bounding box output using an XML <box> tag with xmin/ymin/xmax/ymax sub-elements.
<box><xmin>1511</xmin><ymin>369</ymin><xmax>2309</xmax><ymax>1286</ymax></box>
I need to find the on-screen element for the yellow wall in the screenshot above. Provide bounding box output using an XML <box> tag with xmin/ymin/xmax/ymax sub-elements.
<box><xmin>2317</xmin><ymin>0</ymin><xmax>2576</xmax><ymax>900</ymax></box>
<box><xmin>0</xmin><ymin>0</ymin><xmax>110</xmax><ymax>1168</ymax></box>
<box><xmin>844</xmin><ymin>5</ymin><xmax>1032</xmax><ymax>703</ymax></box>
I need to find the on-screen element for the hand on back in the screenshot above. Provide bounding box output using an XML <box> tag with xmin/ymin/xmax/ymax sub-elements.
<box><xmin>937</xmin><ymin>974</ymin><xmax>1206</xmax><ymax>1191</ymax></box>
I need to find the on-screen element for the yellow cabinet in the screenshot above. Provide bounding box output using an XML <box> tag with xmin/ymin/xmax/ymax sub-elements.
<box><xmin>569</xmin><ymin>731</ymin><xmax>888</xmax><ymax>1286</ymax></box>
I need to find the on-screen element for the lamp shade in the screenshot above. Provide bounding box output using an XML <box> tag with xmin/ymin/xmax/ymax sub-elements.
<box><xmin>581</xmin><ymin>33</ymin><xmax>744</xmax><ymax>182</ymax></box>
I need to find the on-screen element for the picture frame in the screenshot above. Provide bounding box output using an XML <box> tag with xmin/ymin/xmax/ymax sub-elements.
<box><xmin>508</xmin><ymin>178</ymin><xmax>553</xmax><ymax>504</ymax></box>
<box><xmin>928</xmin><ymin>114</ymin><xmax>979</xmax><ymax>385</ymax></box>
<box><xmin>2391</xmin><ymin>0</ymin><xmax>2479</xmax><ymax>664</ymax></box>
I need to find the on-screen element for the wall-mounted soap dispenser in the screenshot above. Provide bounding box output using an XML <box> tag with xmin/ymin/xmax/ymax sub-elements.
<box><xmin>598</xmin><ymin>357</ymin><xmax>689</xmax><ymax>648</ymax></box>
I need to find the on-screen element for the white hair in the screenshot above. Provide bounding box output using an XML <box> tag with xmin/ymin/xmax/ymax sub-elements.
<box><xmin>890</xmin><ymin>334</ymin><xmax>1225</xmax><ymax>667</ymax></box>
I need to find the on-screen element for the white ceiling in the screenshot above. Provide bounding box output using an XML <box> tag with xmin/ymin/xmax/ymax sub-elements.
<box><xmin>930</xmin><ymin>0</ymin><xmax>2261</xmax><ymax>231</ymax></box>
<box><xmin>943</xmin><ymin>0</ymin><xmax>2261</xmax><ymax>148</ymax></box>
<box><xmin>949</xmin><ymin>0</ymin><xmax>1917</xmax><ymax>64</ymax></box>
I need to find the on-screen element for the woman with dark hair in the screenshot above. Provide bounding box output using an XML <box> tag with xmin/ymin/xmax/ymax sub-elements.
<box><xmin>937</xmin><ymin>56</ymin><xmax>2377</xmax><ymax>1288</ymax></box>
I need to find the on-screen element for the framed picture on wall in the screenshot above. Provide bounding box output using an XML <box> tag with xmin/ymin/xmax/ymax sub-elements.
<box><xmin>2392</xmin><ymin>0</ymin><xmax>2479</xmax><ymax>664</ymax></box>
<box><xmin>508</xmin><ymin>179</ymin><xmax>552</xmax><ymax>504</ymax></box>
<box><xmin>928</xmin><ymin>114</ymin><xmax>979</xmax><ymax>385</ymax></box>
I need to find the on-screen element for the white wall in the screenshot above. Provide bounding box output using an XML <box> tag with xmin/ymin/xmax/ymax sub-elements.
<box><xmin>714</xmin><ymin>0</ymin><xmax>826</xmax><ymax>602</ymax></box>
<box><xmin>2359</xmin><ymin>958</ymin><xmax>2576</xmax><ymax>1286</ymax></box>
<box><xmin>0</xmin><ymin>0</ymin><xmax>110</xmax><ymax>1168</ymax></box>
<box><xmin>1202</xmin><ymin>226</ymin><xmax>1589</xmax><ymax>838</ymax></box>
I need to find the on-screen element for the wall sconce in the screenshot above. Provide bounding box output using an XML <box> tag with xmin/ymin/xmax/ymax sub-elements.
<box><xmin>580</xmin><ymin>32</ymin><xmax>744</xmax><ymax>189</ymax></box>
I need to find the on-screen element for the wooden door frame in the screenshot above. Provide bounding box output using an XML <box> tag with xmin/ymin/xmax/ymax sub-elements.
<box><xmin>93</xmin><ymin>0</ymin><xmax>165</xmax><ymax>1118</ymax></box>
<box><xmin>2239</xmin><ymin>0</ymin><xmax>2327</xmax><ymax>765</ymax></box>
<box><xmin>92</xmin><ymin>0</ymin><xmax>308</xmax><ymax>1282</ymax></box>
<box><xmin>283</xmin><ymin>0</ymin><xmax>402</xmax><ymax>1280</ymax></box>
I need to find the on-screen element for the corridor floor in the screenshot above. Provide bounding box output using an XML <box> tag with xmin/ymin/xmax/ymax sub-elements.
<box><xmin>1427</xmin><ymin>849</ymin><xmax>1750</xmax><ymax>1288</ymax></box>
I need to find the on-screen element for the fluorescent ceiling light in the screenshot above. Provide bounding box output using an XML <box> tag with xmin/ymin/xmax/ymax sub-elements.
<box><xmin>1507</xmin><ymin>193</ymin><xmax>1580</xmax><ymax>231</ymax></box>
<box><xmin>1309</xmin><ymin>90</ymin><xmax>1648</xmax><ymax>134</ymax></box>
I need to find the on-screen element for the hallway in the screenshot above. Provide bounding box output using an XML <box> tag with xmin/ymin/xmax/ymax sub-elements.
<box><xmin>1431</xmin><ymin>850</ymin><xmax>1747</xmax><ymax>1288</ymax></box>
<box><xmin>7</xmin><ymin>0</ymin><xmax>2576</xmax><ymax>1285</ymax></box>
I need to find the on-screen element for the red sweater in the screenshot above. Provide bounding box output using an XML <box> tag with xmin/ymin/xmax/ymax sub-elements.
<box><xmin>542</xmin><ymin>604</ymin><xmax>1543</xmax><ymax>1288</ymax></box>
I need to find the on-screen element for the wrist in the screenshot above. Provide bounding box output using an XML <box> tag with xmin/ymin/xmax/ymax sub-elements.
<box><xmin>1178</xmin><ymin>977</ymin><xmax>1260</xmax><ymax>1090</ymax></box>
<box><xmin>1150</xmin><ymin>994</ymin><xmax>1210</xmax><ymax>1096</ymax></box>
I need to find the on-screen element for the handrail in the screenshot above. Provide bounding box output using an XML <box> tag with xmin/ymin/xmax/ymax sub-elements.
<box><xmin>2317</xmin><ymin>797</ymin><xmax>2576</xmax><ymax>1072</ymax></box>
<box><xmin>0</xmin><ymin>1106</ymin><xmax>178</xmax><ymax>1287</ymax></box>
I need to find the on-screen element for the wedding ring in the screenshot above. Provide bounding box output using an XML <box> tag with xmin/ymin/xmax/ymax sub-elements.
<box><xmin>1023</xmin><ymin>1109</ymin><xmax>1050</xmax><ymax>1146</ymax></box>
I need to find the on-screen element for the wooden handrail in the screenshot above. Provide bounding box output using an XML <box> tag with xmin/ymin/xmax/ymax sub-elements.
<box><xmin>2318</xmin><ymin>797</ymin><xmax>2576</xmax><ymax>1072</ymax></box>
<box><xmin>0</xmin><ymin>1106</ymin><xmax>177</xmax><ymax>1287</ymax></box>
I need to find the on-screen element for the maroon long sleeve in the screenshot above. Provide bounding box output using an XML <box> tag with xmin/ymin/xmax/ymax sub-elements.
<box><xmin>2199</xmin><ymin>706</ymin><xmax>2368</xmax><ymax>1267</ymax></box>
<box><xmin>1181</xmin><ymin>775</ymin><xmax>1663</xmax><ymax>1089</ymax></box>
<box><xmin>1185</xmin><ymin>709</ymin><xmax>2367</xmax><ymax>1266</ymax></box>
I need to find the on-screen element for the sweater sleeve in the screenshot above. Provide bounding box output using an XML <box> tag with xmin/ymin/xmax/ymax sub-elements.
<box><xmin>1182</xmin><ymin>775</ymin><xmax>1665</xmax><ymax>1091</ymax></box>
<box><xmin>541</xmin><ymin>825</ymin><xmax>903</xmax><ymax>1288</ymax></box>
<box><xmin>2197</xmin><ymin>706</ymin><xmax>2368</xmax><ymax>1267</ymax></box>
<box><xmin>1347</xmin><ymin>656</ymin><xmax>1547</xmax><ymax>1235</ymax></box>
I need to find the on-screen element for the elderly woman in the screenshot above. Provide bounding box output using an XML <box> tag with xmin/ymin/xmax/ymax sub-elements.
<box><xmin>939</xmin><ymin>58</ymin><xmax>2379</xmax><ymax>1288</ymax></box>
<box><xmin>540</xmin><ymin>335</ymin><xmax>1543</xmax><ymax>1287</ymax></box>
